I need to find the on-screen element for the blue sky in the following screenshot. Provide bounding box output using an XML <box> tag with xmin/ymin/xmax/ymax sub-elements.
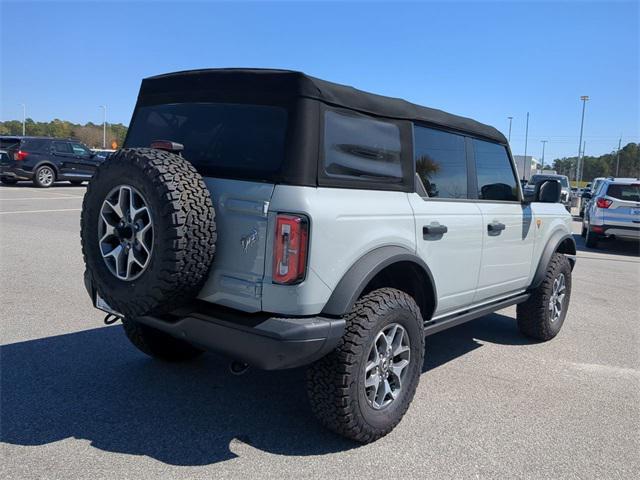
<box><xmin>1</xmin><ymin>0</ymin><xmax>638</xmax><ymax>161</ymax></box>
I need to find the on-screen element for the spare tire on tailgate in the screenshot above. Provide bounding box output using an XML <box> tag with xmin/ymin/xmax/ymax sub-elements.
<box><xmin>81</xmin><ymin>148</ymin><xmax>216</xmax><ymax>318</ymax></box>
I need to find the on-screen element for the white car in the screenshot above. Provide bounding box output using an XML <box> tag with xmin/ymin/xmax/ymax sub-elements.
<box><xmin>582</xmin><ymin>178</ymin><xmax>640</xmax><ymax>248</ymax></box>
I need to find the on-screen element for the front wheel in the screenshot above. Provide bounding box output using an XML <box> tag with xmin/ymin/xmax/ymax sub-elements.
<box><xmin>33</xmin><ymin>165</ymin><xmax>55</xmax><ymax>188</ymax></box>
<box><xmin>517</xmin><ymin>253</ymin><xmax>572</xmax><ymax>341</ymax></box>
<box><xmin>306</xmin><ymin>288</ymin><xmax>425</xmax><ymax>443</ymax></box>
<box><xmin>1</xmin><ymin>177</ymin><xmax>18</xmax><ymax>185</ymax></box>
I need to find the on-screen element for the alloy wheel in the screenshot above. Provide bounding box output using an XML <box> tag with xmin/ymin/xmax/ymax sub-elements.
<box><xmin>548</xmin><ymin>273</ymin><xmax>566</xmax><ymax>323</ymax></box>
<box><xmin>364</xmin><ymin>323</ymin><xmax>411</xmax><ymax>410</ymax></box>
<box><xmin>98</xmin><ymin>185</ymin><xmax>153</xmax><ymax>281</ymax></box>
<box><xmin>38</xmin><ymin>167</ymin><xmax>54</xmax><ymax>187</ymax></box>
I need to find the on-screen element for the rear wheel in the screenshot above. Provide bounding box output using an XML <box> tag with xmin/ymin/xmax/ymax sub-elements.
<box><xmin>306</xmin><ymin>288</ymin><xmax>424</xmax><ymax>443</ymax></box>
<box><xmin>585</xmin><ymin>223</ymin><xmax>599</xmax><ymax>248</ymax></box>
<box><xmin>33</xmin><ymin>165</ymin><xmax>55</xmax><ymax>188</ymax></box>
<box><xmin>122</xmin><ymin>317</ymin><xmax>203</xmax><ymax>362</ymax></box>
<box><xmin>1</xmin><ymin>178</ymin><xmax>18</xmax><ymax>185</ymax></box>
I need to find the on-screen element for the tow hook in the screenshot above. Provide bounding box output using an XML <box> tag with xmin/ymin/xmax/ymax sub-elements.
<box><xmin>229</xmin><ymin>360</ymin><xmax>250</xmax><ymax>376</ymax></box>
<box><xmin>103</xmin><ymin>313</ymin><xmax>122</xmax><ymax>325</ymax></box>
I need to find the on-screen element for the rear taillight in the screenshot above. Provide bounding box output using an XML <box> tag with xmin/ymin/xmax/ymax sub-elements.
<box><xmin>14</xmin><ymin>150</ymin><xmax>28</xmax><ymax>161</ymax></box>
<box><xmin>273</xmin><ymin>214</ymin><xmax>309</xmax><ymax>284</ymax></box>
<box><xmin>596</xmin><ymin>197</ymin><xmax>612</xmax><ymax>209</ymax></box>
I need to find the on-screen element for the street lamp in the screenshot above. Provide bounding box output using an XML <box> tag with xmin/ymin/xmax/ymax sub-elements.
<box><xmin>541</xmin><ymin>140</ymin><xmax>547</xmax><ymax>170</ymax></box>
<box><xmin>522</xmin><ymin>112</ymin><xmax>530</xmax><ymax>180</ymax></box>
<box><xmin>20</xmin><ymin>103</ymin><xmax>26</xmax><ymax>136</ymax></box>
<box><xmin>99</xmin><ymin>105</ymin><xmax>107</xmax><ymax>149</ymax></box>
<box><xmin>507</xmin><ymin>116</ymin><xmax>513</xmax><ymax>142</ymax></box>
<box><xmin>576</xmin><ymin>95</ymin><xmax>589</xmax><ymax>182</ymax></box>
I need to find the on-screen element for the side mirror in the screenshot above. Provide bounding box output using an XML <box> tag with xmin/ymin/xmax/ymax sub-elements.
<box><xmin>581</xmin><ymin>191</ymin><xmax>592</xmax><ymax>199</ymax></box>
<box><xmin>537</xmin><ymin>179</ymin><xmax>561</xmax><ymax>203</ymax></box>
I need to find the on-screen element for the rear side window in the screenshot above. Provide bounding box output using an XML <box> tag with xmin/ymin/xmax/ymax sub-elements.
<box><xmin>474</xmin><ymin>139</ymin><xmax>518</xmax><ymax>201</ymax></box>
<box><xmin>414</xmin><ymin>126</ymin><xmax>467</xmax><ymax>199</ymax></box>
<box><xmin>21</xmin><ymin>139</ymin><xmax>49</xmax><ymax>152</ymax></box>
<box><xmin>52</xmin><ymin>142</ymin><xmax>72</xmax><ymax>154</ymax></box>
<box><xmin>125</xmin><ymin>102</ymin><xmax>287</xmax><ymax>180</ymax></box>
<box><xmin>323</xmin><ymin>110</ymin><xmax>403</xmax><ymax>183</ymax></box>
<box><xmin>606</xmin><ymin>184</ymin><xmax>640</xmax><ymax>202</ymax></box>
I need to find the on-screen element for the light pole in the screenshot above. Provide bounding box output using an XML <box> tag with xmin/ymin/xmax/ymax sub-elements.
<box><xmin>540</xmin><ymin>140</ymin><xmax>547</xmax><ymax>170</ymax></box>
<box><xmin>20</xmin><ymin>103</ymin><xmax>26</xmax><ymax>136</ymax></box>
<box><xmin>576</xmin><ymin>95</ymin><xmax>589</xmax><ymax>182</ymax></box>
<box><xmin>99</xmin><ymin>105</ymin><xmax>107</xmax><ymax>148</ymax></box>
<box><xmin>615</xmin><ymin>137</ymin><xmax>622</xmax><ymax>176</ymax></box>
<box><xmin>507</xmin><ymin>116</ymin><xmax>513</xmax><ymax>142</ymax></box>
<box><xmin>522</xmin><ymin>112</ymin><xmax>529</xmax><ymax>181</ymax></box>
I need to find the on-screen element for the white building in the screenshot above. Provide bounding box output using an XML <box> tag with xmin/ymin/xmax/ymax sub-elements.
<box><xmin>513</xmin><ymin>155</ymin><xmax>540</xmax><ymax>181</ymax></box>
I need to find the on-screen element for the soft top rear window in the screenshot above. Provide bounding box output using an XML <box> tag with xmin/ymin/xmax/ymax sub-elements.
<box><xmin>606</xmin><ymin>183</ymin><xmax>640</xmax><ymax>202</ymax></box>
<box><xmin>125</xmin><ymin>103</ymin><xmax>288</xmax><ymax>181</ymax></box>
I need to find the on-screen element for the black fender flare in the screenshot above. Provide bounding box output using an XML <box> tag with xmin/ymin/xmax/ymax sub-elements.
<box><xmin>321</xmin><ymin>245</ymin><xmax>437</xmax><ymax>317</ymax></box>
<box><xmin>530</xmin><ymin>230</ymin><xmax>576</xmax><ymax>289</ymax></box>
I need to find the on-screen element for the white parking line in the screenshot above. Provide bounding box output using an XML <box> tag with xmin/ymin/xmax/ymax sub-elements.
<box><xmin>0</xmin><ymin>208</ymin><xmax>82</xmax><ymax>215</ymax></box>
<box><xmin>0</xmin><ymin>197</ymin><xmax>84</xmax><ymax>201</ymax></box>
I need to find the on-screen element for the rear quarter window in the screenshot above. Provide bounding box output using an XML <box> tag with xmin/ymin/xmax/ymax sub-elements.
<box><xmin>21</xmin><ymin>139</ymin><xmax>50</xmax><ymax>152</ymax></box>
<box><xmin>322</xmin><ymin>109</ymin><xmax>404</xmax><ymax>186</ymax></box>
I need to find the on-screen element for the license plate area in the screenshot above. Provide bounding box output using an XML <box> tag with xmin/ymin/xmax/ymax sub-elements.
<box><xmin>95</xmin><ymin>292</ymin><xmax>122</xmax><ymax>316</ymax></box>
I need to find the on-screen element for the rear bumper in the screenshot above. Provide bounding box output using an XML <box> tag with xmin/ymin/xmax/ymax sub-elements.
<box><xmin>591</xmin><ymin>223</ymin><xmax>640</xmax><ymax>239</ymax></box>
<box><xmin>135</xmin><ymin>309</ymin><xmax>345</xmax><ymax>370</ymax></box>
<box><xmin>0</xmin><ymin>165</ymin><xmax>32</xmax><ymax>180</ymax></box>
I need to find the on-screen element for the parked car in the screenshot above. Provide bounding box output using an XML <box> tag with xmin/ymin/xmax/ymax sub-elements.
<box><xmin>0</xmin><ymin>136</ymin><xmax>105</xmax><ymax>187</ymax></box>
<box><xmin>526</xmin><ymin>173</ymin><xmax>572</xmax><ymax>212</ymax></box>
<box><xmin>581</xmin><ymin>178</ymin><xmax>640</xmax><ymax>248</ymax></box>
<box><xmin>91</xmin><ymin>148</ymin><xmax>116</xmax><ymax>161</ymax></box>
<box><xmin>579</xmin><ymin>177</ymin><xmax>609</xmax><ymax>217</ymax></box>
<box><xmin>80</xmin><ymin>69</ymin><xmax>576</xmax><ymax>443</ymax></box>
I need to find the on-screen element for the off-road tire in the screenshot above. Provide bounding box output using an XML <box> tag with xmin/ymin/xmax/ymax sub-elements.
<box><xmin>122</xmin><ymin>317</ymin><xmax>203</xmax><ymax>362</ymax></box>
<box><xmin>81</xmin><ymin>148</ymin><xmax>216</xmax><ymax>318</ymax></box>
<box><xmin>306</xmin><ymin>288</ymin><xmax>425</xmax><ymax>443</ymax></box>
<box><xmin>33</xmin><ymin>165</ymin><xmax>55</xmax><ymax>188</ymax></box>
<box><xmin>517</xmin><ymin>253</ymin><xmax>572</xmax><ymax>341</ymax></box>
<box><xmin>69</xmin><ymin>180</ymin><xmax>84</xmax><ymax>185</ymax></box>
<box><xmin>1</xmin><ymin>177</ymin><xmax>18</xmax><ymax>185</ymax></box>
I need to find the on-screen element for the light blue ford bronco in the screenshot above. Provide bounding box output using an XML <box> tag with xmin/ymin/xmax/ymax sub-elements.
<box><xmin>81</xmin><ymin>69</ymin><xmax>576</xmax><ymax>443</ymax></box>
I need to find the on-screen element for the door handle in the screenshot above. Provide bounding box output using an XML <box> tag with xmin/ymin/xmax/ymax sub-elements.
<box><xmin>423</xmin><ymin>224</ymin><xmax>448</xmax><ymax>236</ymax></box>
<box><xmin>487</xmin><ymin>222</ymin><xmax>506</xmax><ymax>234</ymax></box>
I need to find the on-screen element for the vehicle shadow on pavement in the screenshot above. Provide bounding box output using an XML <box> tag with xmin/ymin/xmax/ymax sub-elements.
<box><xmin>423</xmin><ymin>312</ymin><xmax>532</xmax><ymax>372</ymax></box>
<box><xmin>2</xmin><ymin>314</ymin><xmax>527</xmax><ymax>465</ymax></box>
<box><xmin>572</xmin><ymin>233</ymin><xmax>640</xmax><ymax>258</ymax></box>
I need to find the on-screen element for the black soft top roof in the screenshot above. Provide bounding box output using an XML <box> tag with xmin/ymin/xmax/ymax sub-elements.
<box><xmin>140</xmin><ymin>68</ymin><xmax>507</xmax><ymax>144</ymax></box>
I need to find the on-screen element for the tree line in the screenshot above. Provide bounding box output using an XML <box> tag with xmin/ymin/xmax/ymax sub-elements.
<box><xmin>552</xmin><ymin>142</ymin><xmax>639</xmax><ymax>181</ymax></box>
<box><xmin>0</xmin><ymin>119</ymin><xmax>128</xmax><ymax>149</ymax></box>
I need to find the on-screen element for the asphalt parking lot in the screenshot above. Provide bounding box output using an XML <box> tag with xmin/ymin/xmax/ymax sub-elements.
<box><xmin>1</xmin><ymin>184</ymin><xmax>639</xmax><ymax>480</ymax></box>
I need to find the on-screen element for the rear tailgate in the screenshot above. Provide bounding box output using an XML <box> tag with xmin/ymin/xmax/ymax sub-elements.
<box><xmin>196</xmin><ymin>178</ymin><xmax>275</xmax><ymax>312</ymax></box>
<box><xmin>601</xmin><ymin>183</ymin><xmax>640</xmax><ymax>227</ymax></box>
